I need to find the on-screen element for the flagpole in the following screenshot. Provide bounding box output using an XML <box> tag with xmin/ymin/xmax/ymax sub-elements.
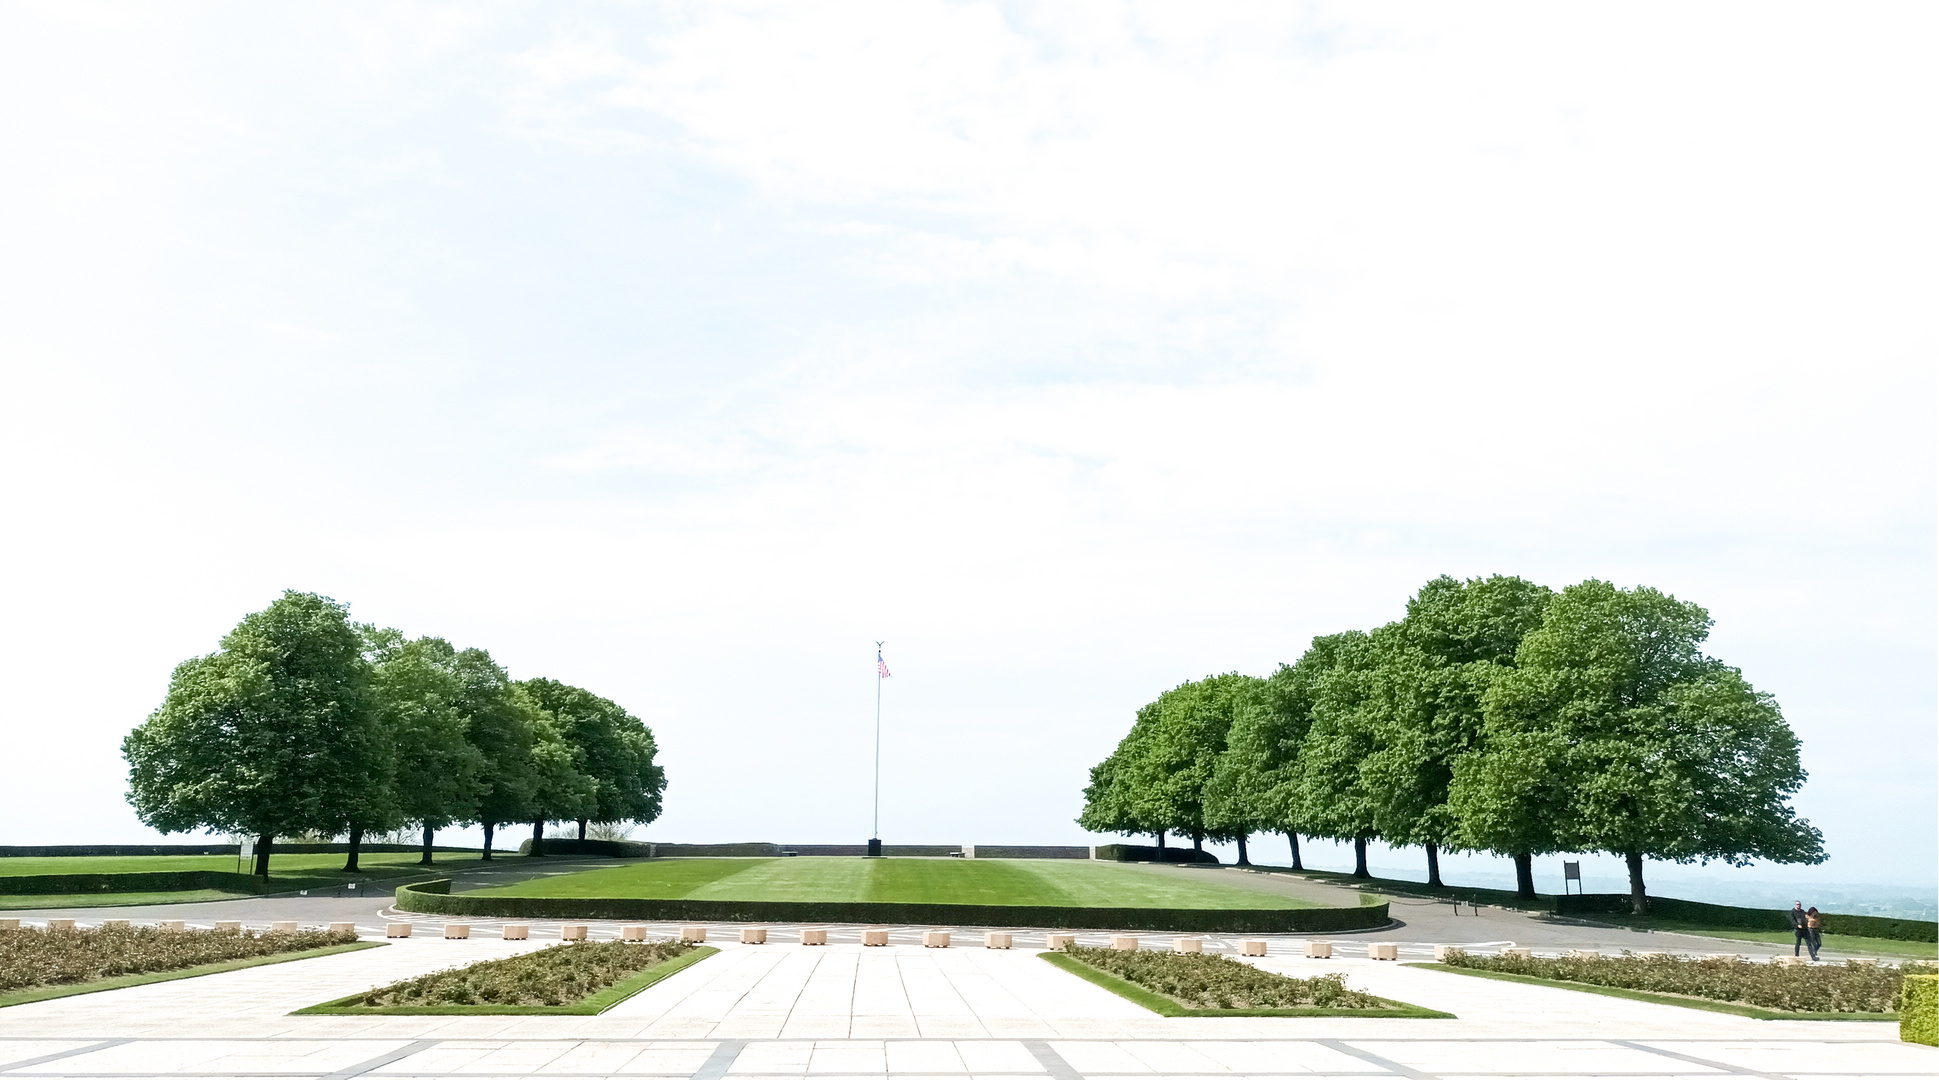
<box><xmin>873</xmin><ymin>641</ymin><xmax>883</xmax><ymax>844</ymax></box>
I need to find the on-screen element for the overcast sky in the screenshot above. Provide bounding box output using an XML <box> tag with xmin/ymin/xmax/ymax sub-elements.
<box><xmin>1</xmin><ymin>2</ymin><xmax>1932</xmax><ymax>890</ymax></box>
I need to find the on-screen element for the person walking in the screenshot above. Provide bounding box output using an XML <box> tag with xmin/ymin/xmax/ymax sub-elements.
<box><xmin>1790</xmin><ymin>901</ymin><xmax>1808</xmax><ymax>956</ymax></box>
<box><xmin>1805</xmin><ymin>906</ymin><xmax>1823</xmax><ymax>961</ymax></box>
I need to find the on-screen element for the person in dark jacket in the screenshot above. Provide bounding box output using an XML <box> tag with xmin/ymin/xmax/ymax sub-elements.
<box><xmin>1790</xmin><ymin>901</ymin><xmax>1809</xmax><ymax>955</ymax></box>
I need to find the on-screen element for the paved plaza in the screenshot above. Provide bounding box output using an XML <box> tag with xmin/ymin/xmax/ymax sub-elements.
<box><xmin>0</xmin><ymin>928</ymin><xmax>1929</xmax><ymax>1080</ymax></box>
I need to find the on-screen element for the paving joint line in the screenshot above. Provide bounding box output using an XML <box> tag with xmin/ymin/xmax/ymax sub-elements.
<box><xmin>0</xmin><ymin>1043</ymin><xmax>132</xmax><ymax>1074</ymax></box>
<box><xmin>1020</xmin><ymin>1040</ymin><xmax>1084</xmax><ymax>1080</ymax></box>
<box><xmin>1319</xmin><ymin>1039</ymin><xmax>1444</xmax><ymax>1080</ymax></box>
<box><xmin>1609</xmin><ymin>1039</ymin><xmax>1802</xmax><ymax>1080</ymax></box>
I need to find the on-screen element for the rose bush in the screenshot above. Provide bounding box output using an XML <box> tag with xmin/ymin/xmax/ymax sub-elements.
<box><xmin>1440</xmin><ymin>949</ymin><xmax>1936</xmax><ymax>1013</ymax></box>
<box><xmin>0</xmin><ymin>923</ymin><xmax>354</xmax><ymax>992</ymax></box>
<box><xmin>1062</xmin><ymin>943</ymin><xmax>1381</xmax><ymax>1010</ymax></box>
<box><xmin>351</xmin><ymin>940</ymin><xmax>692</xmax><ymax>1008</ymax></box>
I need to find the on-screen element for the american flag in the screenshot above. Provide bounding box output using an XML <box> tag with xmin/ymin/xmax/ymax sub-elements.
<box><xmin>877</xmin><ymin>650</ymin><xmax>891</xmax><ymax>678</ymax></box>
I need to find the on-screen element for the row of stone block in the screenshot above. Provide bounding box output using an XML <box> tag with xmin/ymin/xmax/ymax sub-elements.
<box><xmin>1</xmin><ymin>918</ymin><xmax>353</xmax><ymax>935</ymax></box>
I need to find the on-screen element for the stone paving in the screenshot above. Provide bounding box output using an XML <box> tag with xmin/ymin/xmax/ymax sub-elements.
<box><xmin>0</xmin><ymin>935</ymin><xmax>1930</xmax><ymax>1080</ymax></box>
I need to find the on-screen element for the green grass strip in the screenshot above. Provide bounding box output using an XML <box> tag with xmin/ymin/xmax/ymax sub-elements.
<box><xmin>1407</xmin><ymin>963</ymin><xmax>1898</xmax><ymax>1022</ymax></box>
<box><xmin>1039</xmin><ymin>952</ymin><xmax>1451</xmax><ymax>1018</ymax></box>
<box><xmin>0</xmin><ymin>941</ymin><xmax>386</xmax><ymax>1009</ymax></box>
<box><xmin>292</xmin><ymin>945</ymin><xmax>718</xmax><ymax>1015</ymax></box>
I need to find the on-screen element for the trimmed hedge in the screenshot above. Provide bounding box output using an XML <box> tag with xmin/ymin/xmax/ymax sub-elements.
<box><xmin>1555</xmin><ymin>894</ymin><xmax>1938</xmax><ymax>943</ymax></box>
<box><xmin>0</xmin><ymin>871</ymin><xmax>270</xmax><ymax>896</ymax></box>
<box><xmin>965</xmin><ymin>846</ymin><xmax>1090</xmax><ymax>860</ymax></box>
<box><xmin>1094</xmin><ymin>844</ymin><xmax>1220</xmax><ymax>865</ymax></box>
<box><xmin>0</xmin><ymin>844</ymin><xmax>486</xmax><ymax>859</ymax></box>
<box><xmin>394</xmin><ymin>879</ymin><xmax>1388</xmax><ymax>933</ymax></box>
<box><xmin>1903</xmin><ymin>974</ymin><xmax>1936</xmax><ymax>1045</ymax></box>
<box><xmin>518</xmin><ymin>839</ymin><xmax>655</xmax><ymax>859</ymax></box>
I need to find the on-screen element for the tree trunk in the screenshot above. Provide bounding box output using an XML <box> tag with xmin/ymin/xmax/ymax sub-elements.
<box><xmin>343</xmin><ymin>826</ymin><xmax>363</xmax><ymax>872</ymax></box>
<box><xmin>1235</xmin><ymin>834</ymin><xmax>1250</xmax><ymax>866</ymax></box>
<box><xmin>1352</xmin><ymin>837</ymin><xmax>1370</xmax><ymax>879</ymax></box>
<box><xmin>1191</xmin><ymin>830</ymin><xmax>1203</xmax><ymax>853</ymax></box>
<box><xmin>1286</xmin><ymin>832</ymin><xmax>1302</xmax><ymax>870</ymax></box>
<box><xmin>578</xmin><ymin>818</ymin><xmax>588</xmax><ymax>841</ymax></box>
<box><xmin>530</xmin><ymin>818</ymin><xmax>546</xmax><ymax>857</ymax></box>
<box><xmin>481</xmin><ymin>821</ymin><xmax>495</xmax><ymax>861</ymax></box>
<box><xmin>420</xmin><ymin>823</ymin><xmax>435</xmax><ymax>866</ymax></box>
<box><xmin>1155</xmin><ymin>830</ymin><xmax>1166</xmax><ymax>854</ymax></box>
<box><xmin>1425</xmin><ymin>841</ymin><xmax>1442</xmax><ymax>888</ymax></box>
<box><xmin>1513</xmin><ymin>852</ymin><xmax>1535</xmax><ymax>899</ymax></box>
<box><xmin>254</xmin><ymin>833</ymin><xmax>273</xmax><ymax>878</ymax></box>
<box><xmin>1626</xmin><ymin>851</ymin><xmax>1648</xmax><ymax>915</ymax></box>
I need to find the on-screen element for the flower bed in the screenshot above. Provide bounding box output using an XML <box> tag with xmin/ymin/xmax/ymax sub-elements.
<box><xmin>1059</xmin><ymin>943</ymin><xmax>1381</xmax><ymax>1010</ymax></box>
<box><xmin>347</xmin><ymin>940</ymin><xmax>695</xmax><ymax>1008</ymax></box>
<box><xmin>0</xmin><ymin>923</ymin><xmax>355</xmax><ymax>993</ymax></box>
<box><xmin>1440</xmin><ymin>949</ymin><xmax>1935</xmax><ymax>1014</ymax></box>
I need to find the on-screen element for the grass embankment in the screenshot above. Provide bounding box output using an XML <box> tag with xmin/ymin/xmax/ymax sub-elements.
<box><xmin>0</xmin><ymin>923</ymin><xmax>378</xmax><ymax>1008</ymax></box>
<box><xmin>480</xmin><ymin>857</ymin><xmax>1316</xmax><ymax>909</ymax></box>
<box><xmin>297</xmin><ymin>941</ymin><xmax>714</xmax><ymax>1015</ymax></box>
<box><xmin>1418</xmin><ymin>950</ymin><xmax>1935</xmax><ymax>1021</ymax></box>
<box><xmin>0</xmin><ymin>853</ymin><xmax>493</xmax><ymax>910</ymax></box>
<box><xmin>1043</xmin><ymin>946</ymin><xmax>1448</xmax><ymax>1018</ymax></box>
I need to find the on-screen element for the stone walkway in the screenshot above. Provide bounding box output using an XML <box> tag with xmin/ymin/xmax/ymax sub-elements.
<box><xmin>0</xmin><ymin>937</ymin><xmax>1929</xmax><ymax>1080</ymax></box>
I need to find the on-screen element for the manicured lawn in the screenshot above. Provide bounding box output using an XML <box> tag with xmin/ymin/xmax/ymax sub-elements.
<box><xmin>480</xmin><ymin>858</ymin><xmax>1314</xmax><ymax>909</ymax></box>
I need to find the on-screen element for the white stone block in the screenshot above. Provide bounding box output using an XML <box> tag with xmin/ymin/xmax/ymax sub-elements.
<box><xmin>1045</xmin><ymin>933</ymin><xmax>1075</xmax><ymax>949</ymax></box>
<box><xmin>1240</xmin><ymin>939</ymin><xmax>1267</xmax><ymax>957</ymax></box>
<box><xmin>269</xmin><ymin>921</ymin><xmax>297</xmax><ymax>933</ymax></box>
<box><xmin>622</xmin><ymin>925</ymin><xmax>651</xmax><ymax>941</ymax></box>
<box><xmin>922</xmin><ymin>930</ymin><xmax>950</xmax><ymax>948</ymax></box>
<box><xmin>985</xmin><ymin>932</ymin><xmax>1012</xmax><ymax>949</ymax></box>
<box><xmin>1368</xmin><ymin>942</ymin><xmax>1398</xmax><ymax>960</ymax></box>
<box><xmin>741</xmin><ymin>926</ymin><xmax>767</xmax><ymax>944</ymax></box>
<box><xmin>501</xmin><ymin>924</ymin><xmax>530</xmax><ymax>940</ymax></box>
<box><xmin>443</xmin><ymin>924</ymin><xmax>470</xmax><ymax>939</ymax></box>
<box><xmin>1433</xmin><ymin>944</ymin><xmax>1463</xmax><ymax>961</ymax></box>
<box><xmin>47</xmin><ymin>919</ymin><xmax>75</xmax><ymax>931</ymax></box>
<box><xmin>561</xmin><ymin>923</ymin><xmax>588</xmax><ymax>941</ymax></box>
<box><xmin>862</xmin><ymin>929</ymin><xmax>889</xmax><ymax>946</ymax></box>
<box><xmin>1173</xmin><ymin>937</ymin><xmax>1202</xmax><ymax>954</ymax></box>
<box><xmin>1501</xmin><ymin>947</ymin><xmax>1531</xmax><ymax>959</ymax></box>
<box><xmin>1110</xmin><ymin>935</ymin><xmax>1139</xmax><ymax>951</ymax></box>
<box><xmin>386</xmin><ymin>923</ymin><xmax>412</xmax><ymax>938</ymax></box>
<box><xmin>214</xmin><ymin>921</ymin><xmax>241</xmax><ymax>932</ymax></box>
<box><xmin>0</xmin><ymin>919</ymin><xmax>19</xmax><ymax>931</ymax></box>
<box><xmin>800</xmin><ymin>928</ymin><xmax>828</xmax><ymax>945</ymax></box>
<box><xmin>1303</xmin><ymin>941</ymin><xmax>1332</xmax><ymax>959</ymax></box>
<box><xmin>679</xmin><ymin>925</ymin><xmax>708</xmax><ymax>943</ymax></box>
<box><xmin>1705</xmin><ymin>953</ymin><xmax>1742</xmax><ymax>961</ymax></box>
<box><xmin>160</xmin><ymin>920</ymin><xmax>187</xmax><ymax>932</ymax></box>
<box><xmin>328</xmin><ymin>922</ymin><xmax>355</xmax><ymax>935</ymax></box>
<box><xmin>1773</xmin><ymin>955</ymin><xmax>1804</xmax><ymax>966</ymax></box>
<box><xmin>101</xmin><ymin>920</ymin><xmax>129</xmax><ymax>929</ymax></box>
<box><xmin>1568</xmin><ymin>949</ymin><xmax>1601</xmax><ymax>959</ymax></box>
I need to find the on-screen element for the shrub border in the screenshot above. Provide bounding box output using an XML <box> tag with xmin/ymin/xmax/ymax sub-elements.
<box><xmin>1409</xmin><ymin>962</ymin><xmax>1898</xmax><ymax>1021</ymax></box>
<box><xmin>292</xmin><ymin>945</ymin><xmax>718</xmax><ymax>1015</ymax></box>
<box><xmin>393</xmin><ymin>880</ymin><xmax>1391</xmax><ymax>934</ymax></box>
<box><xmin>0</xmin><ymin>942</ymin><xmax>385</xmax><ymax>1010</ymax></box>
<box><xmin>1039</xmin><ymin>951</ymin><xmax>1451</xmax><ymax>1018</ymax></box>
<box><xmin>1901</xmin><ymin>974</ymin><xmax>1936</xmax><ymax>1045</ymax></box>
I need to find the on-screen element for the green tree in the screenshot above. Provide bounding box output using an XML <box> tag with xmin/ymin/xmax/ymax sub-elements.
<box><xmin>1469</xmin><ymin>579</ymin><xmax>1824</xmax><ymax>912</ymax></box>
<box><xmin>516</xmin><ymin>678</ymin><xmax>666</xmax><ymax>841</ymax></box>
<box><xmin>1204</xmin><ymin>637</ymin><xmax>1351</xmax><ymax>868</ymax></box>
<box><xmin>362</xmin><ymin>630</ymin><xmax>487</xmax><ymax>865</ymax></box>
<box><xmin>123</xmin><ymin>591</ymin><xmax>387</xmax><ymax>877</ymax></box>
<box><xmin>455</xmin><ymin>647</ymin><xmax>539</xmax><ymax>859</ymax></box>
<box><xmin>515</xmin><ymin>686</ymin><xmax>598</xmax><ymax>856</ymax></box>
<box><xmin>1137</xmin><ymin>674</ymin><xmax>1261</xmax><ymax>854</ymax></box>
<box><xmin>1077</xmin><ymin>742</ymin><xmax>1155</xmax><ymax>843</ymax></box>
<box><xmin>1358</xmin><ymin>575</ymin><xmax>1553</xmax><ymax>889</ymax></box>
<box><xmin>1291</xmin><ymin>630</ymin><xmax>1385</xmax><ymax>877</ymax></box>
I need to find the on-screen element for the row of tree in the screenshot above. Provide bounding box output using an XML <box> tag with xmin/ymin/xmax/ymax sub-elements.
<box><xmin>123</xmin><ymin>591</ymin><xmax>665</xmax><ymax>876</ymax></box>
<box><xmin>1078</xmin><ymin>576</ymin><xmax>1824</xmax><ymax>913</ymax></box>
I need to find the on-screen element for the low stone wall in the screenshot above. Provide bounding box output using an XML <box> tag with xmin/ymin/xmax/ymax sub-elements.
<box><xmin>963</xmin><ymin>846</ymin><xmax>1091</xmax><ymax>859</ymax></box>
<box><xmin>395</xmin><ymin>879</ymin><xmax>1390</xmax><ymax>933</ymax></box>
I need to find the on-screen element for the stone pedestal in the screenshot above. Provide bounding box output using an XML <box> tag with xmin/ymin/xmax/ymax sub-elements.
<box><xmin>1173</xmin><ymin>937</ymin><xmax>1202</xmax><ymax>954</ymax></box>
<box><xmin>679</xmin><ymin>926</ymin><xmax>708</xmax><ymax>943</ymax></box>
<box><xmin>1110</xmin><ymin>935</ymin><xmax>1139</xmax><ymax>951</ymax></box>
<box><xmin>0</xmin><ymin>919</ymin><xmax>19</xmax><ymax>931</ymax></box>
<box><xmin>1705</xmin><ymin>953</ymin><xmax>1742</xmax><ymax>961</ymax></box>
<box><xmin>48</xmin><ymin>919</ymin><xmax>75</xmax><ymax>931</ymax></box>
<box><xmin>328</xmin><ymin>922</ymin><xmax>355</xmax><ymax>935</ymax></box>
<box><xmin>1569</xmin><ymin>949</ymin><xmax>1602</xmax><ymax>959</ymax></box>
<box><xmin>622</xmin><ymin>925</ymin><xmax>651</xmax><ymax>941</ymax></box>
<box><xmin>102</xmin><ymin>920</ymin><xmax>129</xmax><ymax>929</ymax></box>
<box><xmin>1433</xmin><ymin>944</ymin><xmax>1462</xmax><ymax>961</ymax></box>
<box><xmin>444</xmin><ymin>924</ymin><xmax>470</xmax><ymax>939</ymax></box>
<box><xmin>1045</xmin><ymin>933</ymin><xmax>1075</xmax><ymax>949</ymax></box>
<box><xmin>562</xmin><ymin>924</ymin><xmax>589</xmax><ymax>941</ymax></box>
<box><xmin>1368</xmin><ymin>943</ymin><xmax>1398</xmax><ymax>960</ymax></box>
<box><xmin>741</xmin><ymin>927</ymin><xmax>768</xmax><ymax>944</ymax></box>
<box><xmin>985</xmin><ymin>932</ymin><xmax>1012</xmax><ymax>949</ymax></box>
<box><xmin>1303</xmin><ymin>941</ymin><xmax>1332</xmax><ymax>959</ymax></box>
<box><xmin>269</xmin><ymin>921</ymin><xmax>296</xmax><ymax>933</ymax></box>
<box><xmin>214</xmin><ymin>921</ymin><xmax>240</xmax><ymax>932</ymax></box>
<box><xmin>386</xmin><ymin>923</ymin><xmax>412</xmax><ymax>938</ymax></box>
<box><xmin>862</xmin><ymin>929</ymin><xmax>889</xmax><ymax>946</ymax></box>
<box><xmin>1501</xmin><ymin>947</ymin><xmax>1531</xmax><ymax>959</ymax></box>
<box><xmin>1241</xmin><ymin>940</ymin><xmax>1267</xmax><ymax>957</ymax></box>
<box><xmin>800</xmin><ymin>929</ymin><xmax>828</xmax><ymax>945</ymax></box>
<box><xmin>922</xmin><ymin>931</ymin><xmax>950</xmax><ymax>948</ymax></box>
<box><xmin>502</xmin><ymin>924</ymin><xmax>530</xmax><ymax>940</ymax></box>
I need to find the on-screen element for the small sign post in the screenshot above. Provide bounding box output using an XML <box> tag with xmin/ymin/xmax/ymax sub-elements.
<box><xmin>238</xmin><ymin>837</ymin><xmax>255</xmax><ymax>875</ymax></box>
<box><xmin>1563</xmin><ymin>861</ymin><xmax>1582</xmax><ymax>895</ymax></box>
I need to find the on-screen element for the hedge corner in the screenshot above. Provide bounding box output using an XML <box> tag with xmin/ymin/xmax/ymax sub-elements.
<box><xmin>1902</xmin><ymin>974</ymin><xmax>1937</xmax><ymax>1046</ymax></box>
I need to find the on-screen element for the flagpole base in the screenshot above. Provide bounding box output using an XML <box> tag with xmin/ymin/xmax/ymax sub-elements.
<box><xmin>866</xmin><ymin>838</ymin><xmax>882</xmax><ymax>857</ymax></box>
